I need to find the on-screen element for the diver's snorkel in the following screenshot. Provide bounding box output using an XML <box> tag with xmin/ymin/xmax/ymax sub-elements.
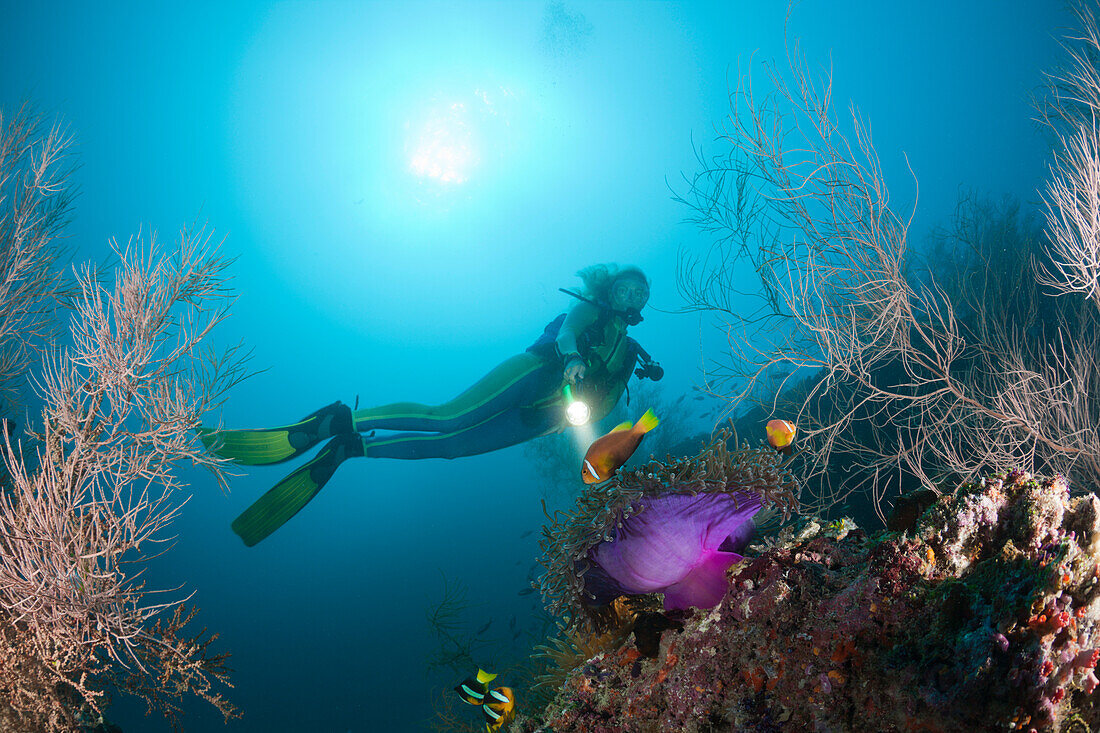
<box><xmin>562</xmin><ymin>383</ymin><xmax>591</xmax><ymax>426</ymax></box>
<box><xmin>558</xmin><ymin>288</ymin><xmax>644</xmax><ymax>325</ymax></box>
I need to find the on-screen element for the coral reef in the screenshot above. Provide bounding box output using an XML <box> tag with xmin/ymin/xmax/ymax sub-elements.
<box><xmin>522</xmin><ymin>470</ymin><xmax>1100</xmax><ymax>731</ymax></box>
<box><xmin>537</xmin><ymin>431</ymin><xmax>798</xmax><ymax>631</ymax></box>
<box><xmin>675</xmin><ymin>3</ymin><xmax>1100</xmax><ymax>524</ymax></box>
<box><xmin>530</xmin><ymin>597</ymin><xmax>640</xmax><ymax>709</ymax></box>
<box><xmin>0</xmin><ymin>222</ymin><xmax>243</xmax><ymax>730</ymax></box>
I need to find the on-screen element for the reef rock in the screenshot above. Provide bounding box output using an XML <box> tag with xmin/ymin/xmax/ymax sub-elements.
<box><xmin>526</xmin><ymin>470</ymin><xmax>1100</xmax><ymax>732</ymax></box>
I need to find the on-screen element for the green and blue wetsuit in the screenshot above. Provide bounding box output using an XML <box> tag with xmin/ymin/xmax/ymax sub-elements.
<box><xmin>203</xmin><ymin>299</ymin><xmax>648</xmax><ymax>546</ymax></box>
<box><xmin>355</xmin><ymin>299</ymin><xmax>637</xmax><ymax>458</ymax></box>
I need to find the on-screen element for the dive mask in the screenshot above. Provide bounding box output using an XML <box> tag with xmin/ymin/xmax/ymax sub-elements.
<box><xmin>612</xmin><ymin>280</ymin><xmax>649</xmax><ymax>311</ymax></box>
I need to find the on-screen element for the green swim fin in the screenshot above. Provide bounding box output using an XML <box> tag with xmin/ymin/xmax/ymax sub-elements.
<box><xmin>198</xmin><ymin>401</ymin><xmax>353</xmax><ymax>466</ymax></box>
<box><xmin>231</xmin><ymin>433</ymin><xmax>363</xmax><ymax>547</ymax></box>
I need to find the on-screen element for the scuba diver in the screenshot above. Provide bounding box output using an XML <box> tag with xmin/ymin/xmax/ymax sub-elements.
<box><xmin>201</xmin><ymin>263</ymin><xmax>663</xmax><ymax>546</ymax></box>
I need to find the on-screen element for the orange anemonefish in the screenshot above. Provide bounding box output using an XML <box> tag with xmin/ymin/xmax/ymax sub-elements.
<box><xmin>581</xmin><ymin>408</ymin><xmax>659</xmax><ymax>484</ymax></box>
<box><xmin>455</xmin><ymin>669</ymin><xmax>516</xmax><ymax>732</ymax></box>
<box><xmin>455</xmin><ymin>668</ymin><xmax>497</xmax><ymax>706</ymax></box>
<box><xmin>481</xmin><ymin>686</ymin><xmax>516</xmax><ymax>732</ymax></box>
<box><xmin>766</xmin><ymin>419</ymin><xmax>797</xmax><ymax>455</ymax></box>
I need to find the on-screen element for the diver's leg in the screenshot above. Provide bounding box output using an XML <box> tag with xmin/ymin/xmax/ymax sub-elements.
<box><xmin>198</xmin><ymin>401</ymin><xmax>354</xmax><ymax>465</ymax></box>
<box><xmin>352</xmin><ymin>352</ymin><xmax>553</xmax><ymax>434</ymax></box>
<box><xmin>230</xmin><ymin>433</ymin><xmax>364</xmax><ymax>546</ymax></box>
<box><xmin>229</xmin><ymin>394</ymin><xmax>564</xmax><ymax>545</ymax></box>
<box><xmin>229</xmin><ymin>404</ymin><xmax>561</xmax><ymax>545</ymax></box>
<box><xmin>361</xmin><ymin>402</ymin><xmax>562</xmax><ymax>460</ymax></box>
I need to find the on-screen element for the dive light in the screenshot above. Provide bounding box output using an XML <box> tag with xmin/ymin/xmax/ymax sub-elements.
<box><xmin>563</xmin><ymin>384</ymin><xmax>590</xmax><ymax>426</ymax></box>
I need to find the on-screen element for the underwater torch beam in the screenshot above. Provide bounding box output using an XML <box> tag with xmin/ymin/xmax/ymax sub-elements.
<box><xmin>563</xmin><ymin>384</ymin><xmax>590</xmax><ymax>426</ymax></box>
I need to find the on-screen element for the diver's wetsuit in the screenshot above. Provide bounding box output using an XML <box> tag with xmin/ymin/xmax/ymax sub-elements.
<box><xmin>354</xmin><ymin>299</ymin><xmax>638</xmax><ymax>459</ymax></box>
<box><xmin>351</xmin><ymin>353</ymin><xmax>561</xmax><ymax>459</ymax></box>
<box><xmin>205</xmin><ymin>298</ymin><xmax>648</xmax><ymax>545</ymax></box>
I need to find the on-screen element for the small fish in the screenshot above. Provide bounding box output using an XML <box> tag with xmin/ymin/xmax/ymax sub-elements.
<box><xmin>482</xmin><ymin>686</ymin><xmax>516</xmax><ymax>732</ymax></box>
<box><xmin>520</xmin><ymin>529</ymin><xmax>533</xmax><ymax>539</ymax></box>
<box><xmin>476</xmin><ymin>620</ymin><xmax>492</xmax><ymax>634</ymax></box>
<box><xmin>581</xmin><ymin>408</ymin><xmax>659</xmax><ymax>484</ymax></box>
<box><xmin>512</xmin><ymin>630</ymin><xmax>522</xmax><ymax>641</ymax></box>
<box><xmin>674</xmin><ymin>394</ymin><xmax>686</xmax><ymax>405</ymax></box>
<box><xmin>455</xmin><ymin>668</ymin><xmax>497</xmax><ymax>706</ymax></box>
<box><xmin>518</xmin><ymin>587</ymin><xmax>535</xmax><ymax>596</ymax></box>
<box><xmin>693</xmin><ymin>394</ymin><xmax>704</xmax><ymax>401</ymax></box>
<box><xmin>766</xmin><ymin>419</ymin><xmax>797</xmax><ymax>455</ymax></box>
<box><xmin>509</xmin><ymin>615</ymin><xmax>517</xmax><ymax>630</ymax></box>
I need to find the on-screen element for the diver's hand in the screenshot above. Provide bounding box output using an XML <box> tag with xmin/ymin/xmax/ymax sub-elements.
<box><xmin>564</xmin><ymin>355</ymin><xmax>586</xmax><ymax>384</ymax></box>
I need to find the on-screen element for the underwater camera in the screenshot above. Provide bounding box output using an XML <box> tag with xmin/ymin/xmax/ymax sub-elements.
<box><xmin>634</xmin><ymin>361</ymin><xmax>664</xmax><ymax>381</ymax></box>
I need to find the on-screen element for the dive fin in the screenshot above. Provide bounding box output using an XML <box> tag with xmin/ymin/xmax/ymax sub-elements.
<box><xmin>197</xmin><ymin>425</ymin><xmax>296</xmax><ymax>466</ymax></box>
<box><xmin>231</xmin><ymin>433</ymin><xmax>363</xmax><ymax>546</ymax></box>
<box><xmin>198</xmin><ymin>401</ymin><xmax>353</xmax><ymax>466</ymax></box>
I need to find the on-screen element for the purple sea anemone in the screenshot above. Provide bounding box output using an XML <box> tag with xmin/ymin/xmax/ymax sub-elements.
<box><xmin>538</xmin><ymin>430</ymin><xmax>797</xmax><ymax>629</ymax></box>
<box><xmin>585</xmin><ymin>491</ymin><xmax>763</xmax><ymax>610</ymax></box>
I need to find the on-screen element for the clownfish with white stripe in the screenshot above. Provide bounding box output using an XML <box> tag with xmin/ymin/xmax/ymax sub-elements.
<box><xmin>455</xmin><ymin>668</ymin><xmax>497</xmax><ymax>705</ymax></box>
<box><xmin>481</xmin><ymin>686</ymin><xmax>515</xmax><ymax>731</ymax></box>
<box><xmin>766</xmin><ymin>419</ymin><xmax>797</xmax><ymax>455</ymax></box>
<box><xmin>454</xmin><ymin>669</ymin><xmax>516</xmax><ymax>731</ymax></box>
<box><xmin>581</xmin><ymin>408</ymin><xmax>659</xmax><ymax>484</ymax></box>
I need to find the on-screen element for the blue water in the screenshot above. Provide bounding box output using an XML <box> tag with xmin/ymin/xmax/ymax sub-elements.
<box><xmin>0</xmin><ymin>1</ymin><xmax>1070</xmax><ymax>730</ymax></box>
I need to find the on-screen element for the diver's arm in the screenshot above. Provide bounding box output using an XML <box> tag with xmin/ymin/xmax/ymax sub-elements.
<box><xmin>555</xmin><ymin>301</ymin><xmax>600</xmax><ymax>361</ymax></box>
<box><xmin>628</xmin><ymin>337</ymin><xmax>664</xmax><ymax>381</ymax></box>
<box><xmin>557</xmin><ymin>301</ymin><xmax>600</xmax><ymax>383</ymax></box>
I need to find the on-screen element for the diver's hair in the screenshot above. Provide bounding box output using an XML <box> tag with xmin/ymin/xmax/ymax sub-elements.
<box><xmin>574</xmin><ymin>263</ymin><xmax>650</xmax><ymax>304</ymax></box>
